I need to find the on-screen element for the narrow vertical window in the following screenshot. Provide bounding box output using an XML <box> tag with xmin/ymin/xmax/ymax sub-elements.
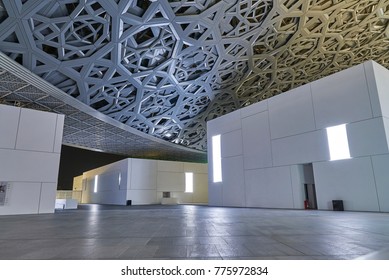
<box><xmin>212</xmin><ymin>134</ymin><xmax>222</xmax><ymax>183</ymax></box>
<box><xmin>94</xmin><ymin>175</ymin><xmax>99</xmax><ymax>193</ymax></box>
<box><xmin>118</xmin><ymin>173</ymin><xmax>121</xmax><ymax>187</ymax></box>
<box><xmin>185</xmin><ymin>172</ymin><xmax>193</xmax><ymax>193</ymax></box>
<box><xmin>326</xmin><ymin>124</ymin><xmax>351</xmax><ymax>161</ymax></box>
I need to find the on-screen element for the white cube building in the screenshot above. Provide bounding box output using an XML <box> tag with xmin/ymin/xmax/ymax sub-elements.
<box><xmin>207</xmin><ymin>60</ymin><xmax>389</xmax><ymax>212</ymax></box>
<box><xmin>74</xmin><ymin>158</ymin><xmax>208</xmax><ymax>205</ymax></box>
<box><xmin>0</xmin><ymin>104</ymin><xmax>64</xmax><ymax>215</ymax></box>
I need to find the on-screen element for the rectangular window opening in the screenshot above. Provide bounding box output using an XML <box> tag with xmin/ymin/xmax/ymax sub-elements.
<box><xmin>326</xmin><ymin>124</ymin><xmax>351</xmax><ymax>161</ymax></box>
<box><xmin>185</xmin><ymin>172</ymin><xmax>193</xmax><ymax>193</ymax></box>
<box><xmin>212</xmin><ymin>134</ymin><xmax>222</xmax><ymax>183</ymax></box>
<box><xmin>94</xmin><ymin>175</ymin><xmax>99</xmax><ymax>193</ymax></box>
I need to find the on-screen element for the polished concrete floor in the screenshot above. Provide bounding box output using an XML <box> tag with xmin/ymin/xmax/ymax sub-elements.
<box><xmin>1</xmin><ymin>204</ymin><xmax>389</xmax><ymax>260</ymax></box>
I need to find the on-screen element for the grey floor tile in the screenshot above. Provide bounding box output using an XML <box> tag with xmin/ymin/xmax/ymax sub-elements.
<box><xmin>246</xmin><ymin>243</ymin><xmax>305</xmax><ymax>256</ymax></box>
<box><xmin>187</xmin><ymin>244</ymin><xmax>221</xmax><ymax>258</ymax></box>
<box><xmin>1</xmin><ymin>204</ymin><xmax>389</xmax><ymax>260</ymax></box>
<box><xmin>147</xmin><ymin>236</ymin><xmax>198</xmax><ymax>246</ymax></box>
<box><xmin>153</xmin><ymin>245</ymin><xmax>188</xmax><ymax>258</ymax></box>
<box><xmin>215</xmin><ymin>244</ymin><xmax>254</xmax><ymax>258</ymax></box>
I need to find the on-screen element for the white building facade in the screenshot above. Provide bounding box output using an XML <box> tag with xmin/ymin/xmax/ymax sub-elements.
<box><xmin>207</xmin><ymin>61</ymin><xmax>389</xmax><ymax>212</ymax></box>
<box><xmin>0</xmin><ymin>105</ymin><xmax>64</xmax><ymax>215</ymax></box>
<box><xmin>74</xmin><ymin>158</ymin><xmax>208</xmax><ymax>205</ymax></box>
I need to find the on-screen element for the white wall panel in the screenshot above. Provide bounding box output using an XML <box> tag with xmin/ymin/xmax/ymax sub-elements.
<box><xmin>131</xmin><ymin>159</ymin><xmax>157</xmax><ymax>190</ymax></box>
<box><xmin>244</xmin><ymin>169</ymin><xmax>264</xmax><ymax>207</ymax></box>
<box><xmin>269</xmin><ymin>84</ymin><xmax>316</xmax><ymax>139</ymax></box>
<box><xmin>290</xmin><ymin>165</ymin><xmax>305</xmax><ymax>209</ymax></box>
<box><xmin>383</xmin><ymin>117</ymin><xmax>389</xmax><ymax>151</ymax></box>
<box><xmin>313</xmin><ymin>158</ymin><xmax>379</xmax><ymax>211</ymax></box>
<box><xmin>157</xmin><ymin>172</ymin><xmax>184</xmax><ymax>192</ymax></box>
<box><xmin>222</xmin><ymin>156</ymin><xmax>245</xmax><ymax>207</ymax></box>
<box><xmin>240</xmin><ymin>100</ymin><xmax>268</xmax><ymax>118</ymax></box>
<box><xmin>94</xmin><ymin>188</ymin><xmax>127</xmax><ymax>205</ymax></box>
<box><xmin>208</xmin><ymin>183</ymin><xmax>222</xmax><ymax>206</ymax></box>
<box><xmin>347</xmin><ymin>118</ymin><xmax>389</xmax><ymax>157</ymax></box>
<box><xmin>96</xmin><ymin>172</ymin><xmax>120</xmax><ymax>192</ymax></box>
<box><xmin>0</xmin><ymin>182</ymin><xmax>41</xmax><ymax>215</ymax></box>
<box><xmin>369</xmin><ymin>61</ymin><xmax>389</xmax><ymax>118</ymax></box>
<box><xmin>371</xmin><ymin>154</ymin><xmax>389</xmax><ymax>212</ymax></box>
<box><xmin>53</xmin><ymin>115</ymin><xmax>65</xmax><ymax>153</ymax></box>
<box><xmin>82</xmin><ymin>180</ymin><xmax>93</xmax><ymax>204</ymax></box>
<box><xmin>262</xmin><ymin>166</ymin><xmax>294</xmax><ymax>209</ymax></box>
<box><xmin>184</xmin><ymin>162</ymin><xmax>208</xmax><ymax>173</ymax></box>
<box><xmin>364</xmin><ymin>61</ymin><xmax>383</xmax><ymax>117</ymax></box>
<box><xmin>193</xmin><ymin>173</ymin><xmax>208</xmax><ymax>203</ymax></box>
<box><xmin>72</xmin><ymin>175</ymin><xmax>83</xmax><ymax>191</ymax></box>
<box><xmin>0</xmin><ymin>149</ymin><xmax>60</xmax><ymax>182</ymax></box>
<box><xmin>168</xmin><ymin>190</ymin><xmax>207</xmax><ymax>204</ymax></box>
<box><xmin>221</xmin><ymin>129</ymin><xmax>242</xmax><ymax>157</ymax></box>
<box><xmin>39</xmin><ymin>183</ymin><xmax>57</xmax><ymax>213</ymax></box>
<box><xmin>0</xmin><ymin>104</ymin><xmax>20</xmax><ymax>149</ymax></box>
<box><xmin>242</xmin><ymin>111</ymin><xmax>272</xmax><ymax>169</ymax></box>
<box><xmin>176</xmin><ymin>192</ymin><xmax>193</xmax><ymax>204</ymax></box>
<box><xmin>16</xmin><ymin>108</ymin><xmax>58</xmax><ymax>152</ymax></box>
<box><xmin>207</xmin><ymin>133</ymin><xmax>215</xmax><ymax>185</ymax></box>
<box><xmin>271</xmin><ymin>129</ymin><xmax>329</xmax><ymax>166</ymax></box>
<box><xmin>83</xmin><ymin>159</ymin><xmax>129</xmax><ymax>190</ymax></box>
<box><xmin>82</xmin><ymin>159</ymin><xmax>129</xmax><ymax>205</ymax></box>
<box><xmin>245</xmin><ymin>167</ymin><xmax>294</xmax><ymax>208</ymax></box>
<box><xmin>107</xmin><ymin>190</ymin><xmax>127</xmax><ymax>205</ymax></box>
<box><xmin>127</xmin><ymin>190</ymin><xmax>157</xmax><ymax>205</ymax></box>
<box><xmin>207</xmin><ymin>109</ymin><xmax>241</xmax><ymax>136</ymax></box>
<box><xmin>157</xmin><ymin>160</ymin><xmax>184</xmax><ymax>172</ymax></box>
<box><xmin>311</xmin><ymin>64</ymin><xmax>373</xmax><ymax>129</ymax></box>
<box><xmin>125</xmin><ymin>159</ymin><xmax>131</xmax><ymax>190</ymax></box>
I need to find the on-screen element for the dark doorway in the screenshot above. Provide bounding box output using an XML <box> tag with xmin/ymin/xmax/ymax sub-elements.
<box><xmin>304</xmin><ymin>183</ymin><xmax>318</xmax><ymax>209</ymax></box>
<box><xmin>303</xmin><ymin>163</ymin><xmax>318</xmax><ymax>210</ymax></box>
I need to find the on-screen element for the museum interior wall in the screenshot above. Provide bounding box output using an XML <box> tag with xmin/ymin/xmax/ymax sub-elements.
<box><xmin>207</xmin><ymin>61</ymin><xmax>389</xmax><ymax>212</ymax></box>
<box><xmin>0</xmin><ymin>104</ymin><xmax>64</xmax><ymax>215</ymax></box>
<box><xmin>74</xmin><ymin>158</ymin><xmax>208</xmax><ymax>205</ymax></box>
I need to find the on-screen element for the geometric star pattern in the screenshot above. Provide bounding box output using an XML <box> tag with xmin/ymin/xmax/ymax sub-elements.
<box><xmin>0</xmin><ymin>51</ymin><xmax>207</xmax><ymax>162</ymax></box>
<box><xmin>1</xmin><ymin>0</ymin><xmax>389</xmax><ymax>153</ymax></box>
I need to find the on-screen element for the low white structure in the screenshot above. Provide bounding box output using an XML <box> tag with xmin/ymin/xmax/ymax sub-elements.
<box><xmin>0</xmin><ymin>104</ymin><xmax>64</xmax><ymax>215</ymax></box>
<box><xmin>207</xmin><ymin>60</ymin><xmax>389</xmax><ymax>212</ymax></box>
<box><xmin>73</xmin><ymin>158</ymin><xmax>208</xmax><ymax>205</ymax></box>
<box><xmin>55</xmin><ymin>199</ymin><xmax>78</xmax><ymax>210</ymax></box>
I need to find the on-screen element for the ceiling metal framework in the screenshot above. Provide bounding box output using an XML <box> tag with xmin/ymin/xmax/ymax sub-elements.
<box><xmin>0</xmin><ymin>0</ymin><xmax>389</xmax><ymax>156</ymax></box>
<box><xmin>0</xmin><ymin>52</ymin><xmax>207</xmax><ymax>162</ymax></box>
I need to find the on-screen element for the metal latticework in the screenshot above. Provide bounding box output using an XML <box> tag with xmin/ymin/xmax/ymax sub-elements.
<box><xmin>1</xmin><ymin>0</ymin><xmax>389</xmax><ymax>154</ymax></box>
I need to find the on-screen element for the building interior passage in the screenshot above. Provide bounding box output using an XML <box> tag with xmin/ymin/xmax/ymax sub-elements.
<box><xmin>0</xmin><ymin>204</ymin><xmax>389</xmax><ymax>260</ymax></box>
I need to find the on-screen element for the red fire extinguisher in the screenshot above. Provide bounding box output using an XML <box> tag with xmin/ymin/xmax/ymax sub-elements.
<box><xmin>304</xmin><ymin>200</ymin><xmax>310</xmax><ymax>209</ymax></box>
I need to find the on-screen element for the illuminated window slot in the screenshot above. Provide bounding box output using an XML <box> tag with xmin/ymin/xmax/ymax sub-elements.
<box><xmin>94</xmin><ymin>175</ymin><xmax>99</xmax><ymax>193</ymax></box>
<box><xmin>326</xmin><ymin>124</ymin><xmax>351</xmax><ymax>161</ymax></box>
<box><xmin>212</xmin><ymin>134</ymin><xmax>222</xmax><ymax>183</ymax></box>
<box><xmin>185</xmin><ymin>172</ymin><xmax>193</xmax><ymax>193</ymax></box>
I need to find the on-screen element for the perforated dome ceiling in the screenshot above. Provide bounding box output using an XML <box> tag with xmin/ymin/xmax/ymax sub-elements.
<box><xmin>0</xmin><ymin>0</ymin><xmax>389</xmax><ymax>158</ymax></box>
